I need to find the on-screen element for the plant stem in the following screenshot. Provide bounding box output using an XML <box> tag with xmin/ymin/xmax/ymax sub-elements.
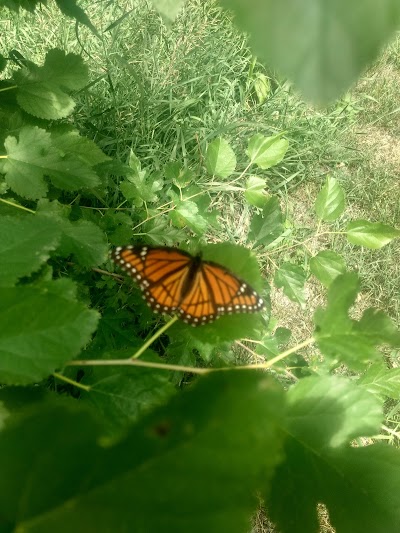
<box><xmin>130</xmin><ymin>316</ymin><xmax>179</xmax><ymax>359</ymax></box>
<box><xmin>0</xmin><ymin>198</ymin><xmax>36</xmax><ymax>213</ymax></box>
<box><xmin>52</xmin><ymin>372</ymin><xmax>91</xmax><ymax>392</ymax></box>
<box><xmin>66</xmin><ymin>337</ymin><xmax>315</xmax><ymax>374</ymax></box>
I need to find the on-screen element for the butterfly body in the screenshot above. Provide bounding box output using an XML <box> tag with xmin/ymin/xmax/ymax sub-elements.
<box><xmin>112</xmin><ymin>245</ymin><xmax>264</xmax><ymax>326</ymax></box>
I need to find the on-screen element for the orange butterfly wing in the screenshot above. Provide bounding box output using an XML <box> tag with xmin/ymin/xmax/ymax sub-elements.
<box><xmin>112</xmin><ymin>246</ymin><xmax>265</xmax><ymax>326</ymax></box>
<box><xmin>178</xmin><ymin>261</ymin><xmax>265</xmax><ymax>325</ymax></box>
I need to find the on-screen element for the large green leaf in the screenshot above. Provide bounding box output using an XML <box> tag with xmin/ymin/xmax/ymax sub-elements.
<box><xmin>267</xmin><ymin>375</ymin><xmax>400</xmax><ymax>533</ymax></box>
<box><xmin>314</xmin><ymin>273</ymin><xmax>400</xmax><ymax>371</ymax></box>
<box><xmin>0</xmin><ymin>215</ymin><xmax>60</xmax><ymax>287</ymax></box>
<box><xmin>0</xmin><ymin>371</ymin><xmax>285</xmax><ymax>532</ymax></box>
<box><xmin>14</xmin><ymin>49</ymin><xmax>88</xmax><ymax>119</ymax></box>
<box><xmin>284</xmin><ymin>376</ymin><xmax>383</xmax><ymax>449</ymax></box>
<box><xmin>36</xmin><ymin>200</ymin><xmax>108</xmax><ymax>267</ymax></box>
<box><xmin>50</xmin><ymin>128</ymin><xmax>110</xmax><ymax>167</ymax></box>
<box><xmin>347</xmin><ymin>220</ymin><xmax>400</xmax><ymax>249</ymax></box>
<box><xmin>3</xmin><ymin>126</ymin><xmax>100</xmax><ymax>200</ymax></box>
<box><xmin>0</xmin><ymin>280</ymin><xmax>99</xmax><ymax>384</ymax></box>
<box><xmin>220</xmin><ymin>0</ymin><xmax>400</xmax><ymax>104</ymax></box>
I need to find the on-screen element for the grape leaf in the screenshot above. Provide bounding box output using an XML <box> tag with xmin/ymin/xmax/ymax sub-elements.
<box><xmin>205</xmin><ymin>137</ymin><xmax>237</xmax><ymax>178</ymax></box>
<box><xmin>50</xmin><ymin>128</ymin><xmax>111</xmax><ymax>167</ymax></box>
<box><xmin>284</xmin><ymin>376</ymin><xmax>383</xmax><ymax>449</ymax></box>
<box><xmin>0</xmin><ymin>214</ymin><xmax>60</xmax><ymax>287</ymax></box>
<box><xmin>314</xmin><ymin>273</ymin><xmax>400</xmax><ymax>371</ymax></box>
<box><xmin>267</xmin><ymin>375</ymin><xmax>400</xmax><ymax>533</ymax></box>
<box><xmin>315</xmin><ymin>176</ymin><xmax>345</xmax><ymax>222</ymax></box>
<box><xmin>3</xmin><ymin>126</ymin><xmax>100</xmax><ymax>199</ymax></box>
<box><xmin>310</xmin><ymin>250</ymin><xmax>346</xmax><ymax>287</ymax></box>
<box><xmin>36</xmin><ymin>200</ymin><xmax>108</xmax><ymax>267</ymax></box>
<box><xmin>220</xmin><ymin>0</ymin><xmax>400</xmax><ymax>104</ymax></box>
<box><xmin>347</xmin><ymin>220</ymin><xmax>400</xmax><ymax>249</ymax></box>
<box><xmin>0</xmin><ymin>279</ymin><xmax>99</xmax><ymax>384</ymax></box>
<box><xmin>14</xmin><ymin>49</ymin><xmax>89</xmax><ymax>119</ymax></box>
<box><xmin>0</xmin><ymin>371</ymin><xmax>285</xmax><ymax>532</ymax></box>
<box><xmin>274</xmin><ymin>263</ymin><xmax>306</xmax><ymax>308</ymax></box>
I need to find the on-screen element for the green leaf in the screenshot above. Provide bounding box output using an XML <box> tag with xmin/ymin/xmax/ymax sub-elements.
<box><xmin>57</xmin><ymin>219</ymin><xmax>108</xmax><ymax>266</ymax></box>
<box><xmin>145</xmin><ymin>218</ymin><xmax>187</xmax><ymax>246</ymax></box>
<box><xmin>220</xmin><ymin>0</ymin><xmax>400</xmax><ymax>104</ymax></box>
<box><xmin>0</xmin><ymin>0</ymin><xmax>43</xmax><ymax>13</ymax></box>
<box><xmin>205</xmin><ymin>137</ymin><xmax>237</xmax><ymax>178</ymax></box>
<box><xmin>36</xmin><ymin>200</ymin><xmax>108</xmax><ymax>267</ymax></box>
<box><xmin>315</xmin><ymin>176</ymin><xmax>345</xmax><ymax>222</ymax></box>
<box><xmin>3</xmin><ymin>126</ymin><xmax>100</xmax><ymax>200</ymax></box>
<box><xmin>50</xmin><ymin>128</ymin><xmax>110</xmax><ymax>167</ymax></box>
<box><xmin>314</xmin><ymin>273</ymin><xmax>400</xmax><ymax>371</ymax></box>
<box><xmin>14</xmin><ymin>49</ymin><xmax>89</xmax><ymax>119</ymax></box>
<box><xmin>310</xmin><ymin>250</ymin><xmax>346</xmax><ymax>287</ymax></box>
<box><xmin>267</xmin><ymin>375</ymin><xmax>400</xmax><ymax>533</ymax></box>
<box><xmin>55</xmin><ymin>0</ymin><xmax>100</xmax><ymax>37</ymax></box>
<box><xmin>358</xmin><ymin>364</ymin><xmax>400</xmax><ymax>400</ymax></box>
<box><xmin>274</xmin><ymin>263</ymin><xmax>306</xmax><ymax>308</ymax></box>
<box><xmin>0</xmin><ymin>371</ymin><xmax>285</xmax><ymax>532</ymax></box>
<box><xmin>0</xmin><ymin>403</ymin><xmax>104</xmax><ymax>531</ymax></box>
<box><xmin>0</xmin><ymin>280</ymin><xmax>99</xmax><ymax>384</ymax></box>
<box><xmin>81</xmin><ymin>350</ymin><xmax>176</xmax><ymax>436</ymax></box>
<box><xmin>165</xmin><ymin>162</ymin><xmax>194</xmax><ymax>188</ymax></box>
<box><xmin>170</xmin><ymin>200</ymin><xmax>208</xmax><ymax>235</ymax></box>
<box><xmin>285</xmin><ymin>376</ymin><xmax>383</xmax><ymax>449</ymax></box>
<box><xmin>121</xmin><ymin>169</ymin><xmax>163</xmax><ymax>206</ymax></box>
<box><xmin>248</xmin><ymin>196</ymin><xmax>284</xmax><ymax>246</ymax></box>
<box><xmin>0</xmin><ymin>215</ymin><xmax>60</xmax><ymax>287</ymax></box>
<box><xmin>347</xmin><ymin>220</ymin><xmax>400</xmax><ymax>249</ymax></box>
<box><xmin>244</xmin><ymin>176</ymin><xmax>269</xmax><ymax>207</ymax></box>
<box><xmin>246</xmin><ymin>133</ymin><xmax>288</xmax><ymax>169</ymax></box>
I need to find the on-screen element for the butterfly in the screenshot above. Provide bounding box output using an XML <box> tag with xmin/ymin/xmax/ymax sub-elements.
<box><xmin>111</xmin><ymin>245</ymin><xmax>265</xmax><ymax>327</ymax></box>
